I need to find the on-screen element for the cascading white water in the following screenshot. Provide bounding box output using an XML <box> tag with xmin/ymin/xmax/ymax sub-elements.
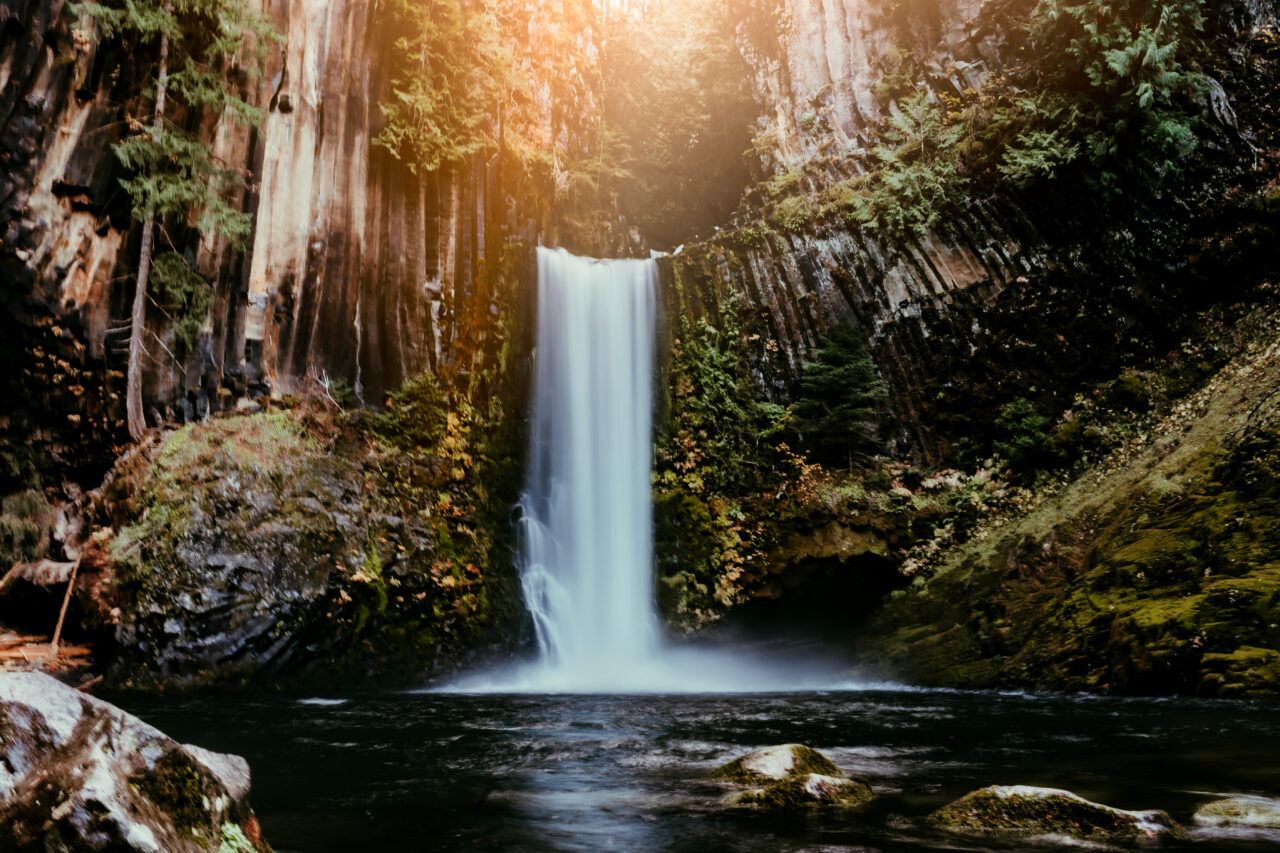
<box><xmin>444</xmin><ymin>247</ymin><xmax>872</xmax><ymax>693</ymax></box>
<box><xmin>517</xmin><ymin>247</ymin><xmax>661</xmax><ymax>688</ymax></box>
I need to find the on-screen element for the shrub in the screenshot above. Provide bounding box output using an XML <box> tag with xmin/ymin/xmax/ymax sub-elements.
<box><xmin>791</xmin><ymin>322</ymin><xmax>888</xmax><ymax>466</ymax></box>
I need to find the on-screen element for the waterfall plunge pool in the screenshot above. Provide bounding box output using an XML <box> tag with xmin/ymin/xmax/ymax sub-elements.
<box><xmin>118</xmin><ymin>688</ymin><xmax>1280</xmax><ymax>852</ymax></box>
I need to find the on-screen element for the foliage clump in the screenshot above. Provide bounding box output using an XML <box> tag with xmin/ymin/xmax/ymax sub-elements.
<box><xmin>368</xmin><ymin>373</ymin><xmax>451</xmax><ymax>452</ymax></box>
<box><xmin>75</xmin><ymin>0</ymin><xmax>276</xmax><ymax>240</ymax></box>
<box><xmin>0</xmin><ymin>489</ymin><xmax>54</xmax><ymax>569</ymax></box>
<box><xmin>150</xmin><ymin>252</ymin><xmax>213</xmax><ymax>355</ymax></box>
<box><xmin>374</xmin><ymin>0</ymin><xmax>509</xmax><ymax>174</ymax></box>
<box><xmin>791</xmin><ymin>322</ymin><xmax>888</xmax><ymax>466</ymax></box>
<box><xmin>762</xmin><ymin>0</ymin><xmax>1211</xmax><ymax>235</ymax></box>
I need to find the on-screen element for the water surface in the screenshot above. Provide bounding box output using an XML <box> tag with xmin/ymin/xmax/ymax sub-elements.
<box><xmin>120</xmin><ymin>690</ymin><xmax>1280</xmax><ymax>852</ymax></box>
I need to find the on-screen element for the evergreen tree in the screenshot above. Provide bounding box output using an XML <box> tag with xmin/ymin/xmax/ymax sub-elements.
<box><xmin>374</xmin><ymin>0</ymin><xmax>507</xmax><ymax>174</ymax></box>
<box><xmin>75</xmin><ymin>0</ymin><xmax>277</xmax><ymax>439</ymax></box>
<box><xmin>791</xmin><ymin>322</ymin><xmax>887</xmax><ymax>467</ymax></box>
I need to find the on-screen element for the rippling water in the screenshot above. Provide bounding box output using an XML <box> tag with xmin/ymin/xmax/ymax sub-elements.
<box><xmin>119</xmin><ymin>690</ymin><xmax>1280</xmax><ymax>852</ymax></box>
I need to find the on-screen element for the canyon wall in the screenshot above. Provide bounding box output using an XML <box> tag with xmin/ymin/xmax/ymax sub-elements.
<box><xmin>3</xmin><ymin>0</ymin><xmax>1278</xmax><ymax>483</ymax></box>
<box><xmin>0</xmin><ymin>0</ymin><xmax>546</xmax><ymax>483</ymax></box>
<box><xmin>663</xmin><ymin>0</ymin><xmax>1278</xmax><ymax>462</ymax></box>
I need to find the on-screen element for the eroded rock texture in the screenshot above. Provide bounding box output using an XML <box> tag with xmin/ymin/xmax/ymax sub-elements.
<box><xmin>0</xmin><ymin>670</ymin><xmax>267</xmax><ymax>852</ymax></box>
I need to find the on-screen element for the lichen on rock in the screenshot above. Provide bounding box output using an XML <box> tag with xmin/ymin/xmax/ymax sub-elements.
<box><xmin>92</xmin><ymin>399</ymin><xmax>524</xmax><ymax>691</ymax></box>
<box><xmin>929</xmin><ymin>785</ymin><xmax>1185</xmax><ymax>843</ymax></box>
<box><xmin>0</xmin><ymin>671</ymin><xmax>268</xmax><ymax>852</ymax></box>
<box><xmin>1194</xmin><ymin>795</ymin><xmax>1280</xmax><ymax>829</ymax></box>
<box><xmin>711</xmin><ymin>744</ymin><xmax>873</xmax><ymax>811</ymax></box>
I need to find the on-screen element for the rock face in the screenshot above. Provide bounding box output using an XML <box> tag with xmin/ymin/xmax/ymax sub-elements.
<box><xmin>661</xmin><ymin>0</ymin><xmax>1280</xmax><ymax>463</ymax></box>
<box><xmin>711</xmin><ymin>744</ymin><xmax>874</xmax><ymax>810</ymax></box>
<box><xmin>855</xmin><ymin>327</ymin><xmax>1280</xmax><ymax>695</ymax></box>
<box><xmin>0</xmin><ymin>671</ymin><xmax>266</xmax><ymax>852</ymax></box>
<box><xmin>929</xmin><ymin>785</ymin><xmax>1184</xmax><ymax>844</ymax></box>
<box><xmin>0</xmin><ymin>0</ymin><xmax>549</xmax><ymax>483</ymax></box>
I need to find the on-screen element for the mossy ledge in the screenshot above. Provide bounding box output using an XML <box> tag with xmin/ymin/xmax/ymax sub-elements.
<box><xmin>851</xmin><ymin>313</ymin><xmax>1280</xmax><ymax>695</ymax></box>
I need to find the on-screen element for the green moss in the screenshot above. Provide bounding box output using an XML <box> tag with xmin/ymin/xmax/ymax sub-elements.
<box><xmin>1194</xmin><ymin>797</ymin><xmax>1280</xmax><ymax>827</ymax></box>
<box><xmin>0</xmin><ymin>488</ymin><xmax>54</xmax><ymax>568</ymax></box>
<box><xmin>217</xmin><ymin>822</ymin><xmax>258</xmax><ymax>853</ymax></box>
<box><xmin>734</xmin><ymin>774</ymin><xmax>873</xmax><ymax>811</ymax></box>
<box><xmin>859</xmin><ymin>350</ymin><xmax>1280</xmax><ymax>695</ymax></box>
<box><xmin>1108</xmin><ymin>372</ymin><xmax>1152</xmax><ymax>411</ymax></box>
<box><xmin>930</xmin><ymin>787</ymin><xmax>1182</xmax><ymax>841</ymax></box>
<box><xmin>135</xmin><ymin>752</ymin><xmax>216</xmax><ymax>839</ymax></box>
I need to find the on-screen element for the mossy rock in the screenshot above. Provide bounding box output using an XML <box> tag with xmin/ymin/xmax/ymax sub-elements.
<box><xmin>712</xmin><ymin>744</ymin><xmax>874</xmax><ymax>811</ymax></box>
<box><xmin>929</xmin><ymin>785</ymin><xmax>1185</xmax><ymax>843</ymax></box>
<box><xmin>1194</xmin><ymin>796</ymin><xmax>1280</xmax><ymax>828</ymax></box>
<box><xmin>732</xmin><ymin>773</ymin><xmax>873</xmax><ymax>811</ymax></box>
<box><xmin>1199</xmin><ymin>646</ymin><xmax>1280</xmax><ymax>697</ymax></box>
<box><xmin>711</xmin><ymin>743</ymin><xmax>840</xmax><ymax>785</ymax></box>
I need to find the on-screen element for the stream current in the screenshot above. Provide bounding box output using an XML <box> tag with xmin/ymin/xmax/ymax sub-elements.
<box><xmin>119</xmin><ymin>688</ymin><xmax>1280</xmax><ymax>852</ymax></box>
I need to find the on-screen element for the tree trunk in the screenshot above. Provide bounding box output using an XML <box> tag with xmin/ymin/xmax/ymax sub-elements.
<box><xmin>126</xmin><ymin>15</ymin><xmax>172</xmax><ymax>441</ymax></box>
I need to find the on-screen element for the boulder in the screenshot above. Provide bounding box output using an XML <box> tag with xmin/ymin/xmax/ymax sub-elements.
<box><xmin>1194</xmin><ymin>796</ymin><xmax>1280</xmax><ymax>829</ymax></box>
<box><xmin>93</xmin><ymin>411</ymin><xmax>521</xmax><ymax>691</ymax></box>
<box><xmin>0</xmin><ymin>671</ymin><xmax>267</xmax><ymax>852</ymax></box>
<box><xmin>711</xmin><ymin>744</ymin><xmax>873</xmax><ymax>810</ymax></box>
<box><xmin>929</xmin><ymin>785</ymin><xmax>1185</xmax><ymax>844</ymax></box>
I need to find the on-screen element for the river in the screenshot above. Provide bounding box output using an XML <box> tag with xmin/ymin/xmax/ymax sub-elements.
<box><xmin>119</xmin><ymin>688</ymin><xmax>1280</xmax><ymax>852</ymax></box>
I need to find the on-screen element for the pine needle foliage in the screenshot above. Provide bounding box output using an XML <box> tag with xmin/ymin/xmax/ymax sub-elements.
<box><xmin>75</xmin><ymin>0</ymin><xmax>276</xmax><ymax>438</ymax></box>
<box><xmin>150</xmin><ymin>252</ymin><xmax>213</xmax><ymax>355</ymax></box>
<box><xmin>374</xmin><ymin>0</ymin><xmax>509</xmax><ymax>174</ymax></box>
<box><xmin>791</xmin><ymin>322</ymin><xmax>887</xmax><ymax>466</ymax></box>
<box><xmin>74</xmin><ymin>0</ymin><xmax>277</xmax><ymax>244</ymax></box>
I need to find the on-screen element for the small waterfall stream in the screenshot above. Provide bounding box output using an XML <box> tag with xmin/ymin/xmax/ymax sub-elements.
<box><xmin>518</xmin><ymin>248</ymin><xmax>661</xmax><ymax>688</ymax></box>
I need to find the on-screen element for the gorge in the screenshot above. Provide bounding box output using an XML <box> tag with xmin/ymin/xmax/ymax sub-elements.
<box><xmin>2</xmin><ymin>0</ymin><xmax>1280</xmax><ymax>848</ymax></box>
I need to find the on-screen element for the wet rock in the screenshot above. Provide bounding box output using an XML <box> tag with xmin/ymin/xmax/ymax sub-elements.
<box><xmin>929</xmin><ymin>785</ymin><xmax>1185</xmax><ymax>844</ymax></box>
<box><xmin>0</xmin><ymin>671</ymin><xmax>267</xmax><ymax>852</ymax></box>
<box><xmin>711</xmin><ymin>744</ymin><xmax>874</xmax><ymax>810</ymax></box>
<box><xmin>1194</xmin><ymin>796</ymin><xmax>1280</xmax><ymax>829</ymax></box>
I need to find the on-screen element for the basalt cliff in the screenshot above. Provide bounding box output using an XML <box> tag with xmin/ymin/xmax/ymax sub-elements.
<box><xmin>2</xmin><ymin>0</ymin><xmax>1279</xmax><ymax>694</ymax></box>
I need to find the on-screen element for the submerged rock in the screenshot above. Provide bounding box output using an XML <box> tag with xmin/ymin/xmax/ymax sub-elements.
<box><xmin>929</xmin><ymin>785</ymin><xmax>1185</xmax><ymax>844</ymax></box>
<box><xmin>711</xmin><ymin>744</ymin><xmax>873</xmax><ymax>810</ymax></box>
<box><xmin>1194</xmin><ymin>796</ymin><xmax>1280</xmax><ymax>829</ymax></box>
<box><xmin>0</xmin><ymin>671</ymin><xmax>267</xmax><ymax>852</ymax></box>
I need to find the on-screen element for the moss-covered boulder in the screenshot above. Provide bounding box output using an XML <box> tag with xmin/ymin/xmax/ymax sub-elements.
<box><xmin>929</xmin><ymin>785</ymin><xmax>1185</xmax><ymax>843</ymax></box>
<box><xmin>711</xmin><ymin>744</ymin><xmax>873</xmax><ymax>810</ymax></box>
<box><xmin>1194</xmin><ymin>796</ymin><xmax>1280</xmax><ymax>829</ymax></box>
<box><xmin>91</xmin><ymin>407</ymin><xmax>523</xmax><ymax>691</ymax></box>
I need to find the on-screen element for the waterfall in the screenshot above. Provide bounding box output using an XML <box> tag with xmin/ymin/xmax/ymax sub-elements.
<box><xmin>445</xmin><ymin>247</ymin><xmax>855</xmax><ymax>693</ymax></box>
<box><xmin>517</xmin><ymin>247</ymin><xmax>660</xmax><ymax>687</ymax></box>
